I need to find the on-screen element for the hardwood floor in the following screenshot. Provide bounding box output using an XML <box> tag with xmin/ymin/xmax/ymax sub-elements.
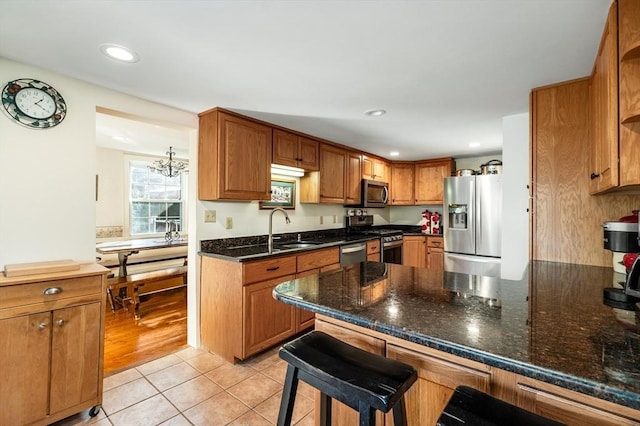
<box><xmin>103</xmin><ymin>287</ymin><xmax>187</xmax><ymax>375</ymax></box>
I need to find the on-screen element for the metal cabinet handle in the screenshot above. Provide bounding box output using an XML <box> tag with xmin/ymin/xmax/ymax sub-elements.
<box><xmin>39</xmin><ymin>322</ymin><xmax>48</xmax><ymax>330</ymax></box>
<box><xmin>56</xmin><ymin>319</ymin><xmax>65</xmax><ymax>326</ymax></box>
<box><xmin>43</xmin><ymin>287</ymin><xmax>62</xmax><ymax>296</ymax></box>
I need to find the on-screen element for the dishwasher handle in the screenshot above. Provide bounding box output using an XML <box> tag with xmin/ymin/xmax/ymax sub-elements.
<box><xmin>341</xmin><ymin>244</ymin><xmax>366</xmax><ymax>254</ymax></box>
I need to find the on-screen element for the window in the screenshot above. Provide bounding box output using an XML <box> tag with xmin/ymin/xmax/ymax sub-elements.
<box><xmin>128</xmin><ymin>160</ymin><xmax>186</xmax><ymax>236</ymax></box>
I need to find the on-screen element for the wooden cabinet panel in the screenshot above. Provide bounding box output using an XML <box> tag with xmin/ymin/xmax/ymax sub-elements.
<box><xmin>517</xmin><ymin>382</ymin><xmax>640</xmax><ymax>426</ymax></box>
<box><xmin>297</xmin><ymin>247</ymin><xmax>340</xmax><ymax>272</ymax></box>
<box><xmin>363</xmin><ymin>156</ymin><xmax>389</xmax><ymax>182</ymax></box>
<box><xmin>0</xmin><ymin>312</ymin><xmax>51</xmax><ymax>426</ymax></box>
<box><xmin>243</xmin><ymin>275</ymin><xmax>297</xmax><ymax>358</ymax></box>
<box><xmin>390</xmin><ymin>163</ymin><xmax>415</xmax><ymax>205</ymax></box>
<box><xmin>319</xmin><ymin>144</ymin><xmax>347</xmax><ymax>203</ymax></box>
<box><xmin>590</xmin><ymin>2</ymin><xmax>619</xmax><ymax>194</ymax></box>
<box><xmin>402</xmin><ymin>236</ymin><xmax>426</xmax><ymax>268</ymax></box>
<box><xmin>415</xmin><ymin>159</ymin><xmax>454</xmax><ymax>204</ymax></box>
<box><xmin>0</xmin><ymin>275</ymin><xmax>102</xmax><ymax>311</ymax></box>
<box><xmin>366</xmin><ymin>239</ymin><xmax>381</xmax><ymax>256</ymax></box>
<box><xmin>272</xmin><ymin>129</ymin><xmax>319</xmax><ymax>171</ymax></box>
<box><xmin>198</xmin><ymin>110</ymin><xmax>272</xmax><ymax>200</ymax></box>
<box><xmin>427</xmin><ymin>237</ymin><xmax>444</xmax><ymax>270</ymax></box>
<box><xmin>243</xmin><ymin>255</ymin><xmax>297</xmax><ymax>284</ymax></box>
<box><xmin>50</xmin><ymin>303</ymin><xmax>101</xmax><ymax>414</ymax></box>
<box><xmin>346</xmin><ymin>151</ymin><xmax>362</xmax><ymax>205</ymax></box>
<box><xmin>387</xmin><ymin>344</ymin><xmax>491</xmax><ymax>426</ymax></box>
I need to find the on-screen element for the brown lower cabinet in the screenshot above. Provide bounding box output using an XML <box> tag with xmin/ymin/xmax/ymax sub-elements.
<box><xmin>315</xmin><ymin>315</ymin><xmax>640</xmax><ymax>426</ymax></box>
<box><xmin>200</xmin><ymin>247</ymin><xmax>340</xmax><ymax>363</ymax></box>
<box><xmin>0</xmin><ymin>265</ymin><xmax>107</xmax><ymax>426</ymax></box>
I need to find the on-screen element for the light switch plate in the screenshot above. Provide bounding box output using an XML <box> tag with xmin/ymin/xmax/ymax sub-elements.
<box><xmin>204</xmin><ymin>210</ymin><xmax>216</xmax><ymax>223</ymax></box>
<box><xmin>225</xmin><ymin>217</ymin><xmax>233</xmax><ymax>229</ymax></box>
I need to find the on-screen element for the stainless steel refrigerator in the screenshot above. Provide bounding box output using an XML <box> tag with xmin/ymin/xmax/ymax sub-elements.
<box><xmin>443</xmin><ymin>174</ymin><xmax>502</xmax><ymax>277</ymax></box>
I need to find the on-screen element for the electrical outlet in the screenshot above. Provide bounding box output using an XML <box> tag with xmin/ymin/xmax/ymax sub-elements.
<box><xmin>319</xmin><ymin>216</ymin><xmax>324</xmax><ymax>225</ymax></box>
<box><xmin>225</xmin><ymin>217</ymin><xmax>233</xmax><ymax>229</ymax></box>
<box><xmin>204</xmin><ymin>210</ymin><xmax>216</xmax><ymax>223</ymax></box>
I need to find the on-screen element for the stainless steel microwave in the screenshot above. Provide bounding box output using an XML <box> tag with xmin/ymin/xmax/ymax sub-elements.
<box><xmin>360</xmin><ymin>179</ymin><xmax>389</xmax><ymax>208</ymax></box>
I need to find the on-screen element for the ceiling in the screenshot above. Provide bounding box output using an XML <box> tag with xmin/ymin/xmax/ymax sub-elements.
<box><xmin>0</xmin><ymin>1</ymin><xmax>610</xmax><ymax>161</ymax></box>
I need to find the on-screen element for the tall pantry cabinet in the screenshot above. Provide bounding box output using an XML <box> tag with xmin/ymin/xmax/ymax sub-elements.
<box><xmin>0</xmin><ymin>264</ymin><xmax>108</xmax><ymax>426</ymax></box>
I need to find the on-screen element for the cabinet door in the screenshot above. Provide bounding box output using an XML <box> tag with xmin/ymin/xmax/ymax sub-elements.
<box><xmin>390</xmin><ymin>163</ymin><xmax>415</xmax><ymax>205</ymax></box>
<box><xmin>345</xmin><ymin>151</ymin><xmax>362</xmax><ymax>205</ymax></box>
<box><xmin>319</xmin><ymin>144</ymin><xmax>347</xmax><ymax>203</ymax></box>
<box><xmin>415</xmin><ymin>159</ymin><xmax>454</xmax><ymax>204</ymax></box>
<box><xmin>219</xmin><ymin>113</ymin><xmax>272</xmax><ymax>200</ymax></box>
<box><xmin>50</xmin><ymin>303</ymin><xmax>102</xmax><ymax>414</ymax></box>
<box><xmin>298</xmin><ymin>137</ymin><xmax>320</xmax><ymax>171</ymax></box>
<box><xmin>243</xmin><ymin>275</ymin><xmax>297</xmax><ymax>358</ymax></box>
<box><xmin>363</xmin><ymin>157</ymin><xmax>389</xmax><ymax>182</ymax></box>
<box><xmin>387</xmin><ymin>344</ymin><xmax>491</xmax><ymax>426</ymax></box>
<box><xmin>427</xmin><ymin>247</ymin><xmax>444</xmax><ymax>270</ymax></box>
<box><xmin>402</xmin><ymin>236</ymin><xmax>426</xmax><ymax>268</ymax></box>
<box><xmin>273</xmin><ymin>129</ymin><xmax>299</xmax><ymax>168</ymax></box>
<box><xmin>0</xmin><ymin>312</ymin><xmax>51</xmax><ymax>426</ymax></box>
<box><xmin>590</xmin><ymin>3</ymin><xmax>619</xmax><ymax>194</ymax></box>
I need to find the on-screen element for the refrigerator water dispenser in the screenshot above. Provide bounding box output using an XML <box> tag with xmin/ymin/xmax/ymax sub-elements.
<box><xmin>448</xmin><ymin>204</ymin><xmax>468</xmax><ymax>229</ymax></box>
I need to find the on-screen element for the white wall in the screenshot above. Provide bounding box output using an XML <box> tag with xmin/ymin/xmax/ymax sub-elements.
<box><xmin>96</xmin><ymin>147</ymin><xmax>124</xmax><ymax>229</ymax></box>
<box><xmin>501</xmin><ymin>113</ymin><xmax>529</xmax><ymax>280</ymax></box>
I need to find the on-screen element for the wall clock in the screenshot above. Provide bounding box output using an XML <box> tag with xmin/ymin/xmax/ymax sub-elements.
<box><xmin>1</xmin><ymin>78</ymin><xmax>67</xmax><ymax>129</ymax></box>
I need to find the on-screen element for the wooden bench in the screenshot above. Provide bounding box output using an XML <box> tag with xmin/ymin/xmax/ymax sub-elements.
<box><xmin>106</xmin><ymin>265</ymin><xmax>187</xmax><ymax>319</ymax></box>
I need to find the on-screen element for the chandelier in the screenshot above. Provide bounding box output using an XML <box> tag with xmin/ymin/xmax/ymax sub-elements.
<box><xmin>148</xmin><ymin>146</ymin><xmax>188</xmax><ymax>177</ymax></box>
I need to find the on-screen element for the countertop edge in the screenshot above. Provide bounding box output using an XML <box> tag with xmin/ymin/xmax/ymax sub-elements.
<box><xmin>273</xmin><ymin>291</ymin><xmax>640</xmax><ymax>411</ymax></box>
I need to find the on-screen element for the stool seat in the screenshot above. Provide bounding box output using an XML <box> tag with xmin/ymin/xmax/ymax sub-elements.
<box><xmin>438</xmin><ymin>386</ymin><xmax>565</xmax><ymax>426</ymax></box>
<box><xmin>277</xmin><ymin>331</ymin><xmax>417</xmax><ymax>426</ymax></box>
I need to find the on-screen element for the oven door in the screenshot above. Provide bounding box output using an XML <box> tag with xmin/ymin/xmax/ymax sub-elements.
<box><xmin>382</xmin><ymin>239</ymin><xmax>403</xmax><ymax>264</ymax></box>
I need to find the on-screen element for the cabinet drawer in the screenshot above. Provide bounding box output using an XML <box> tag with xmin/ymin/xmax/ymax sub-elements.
<box><xmin>366</xmin><ymin>239</ymin><xmax>381</xmax><ymax>255</ymax></box>
<box><xmin>427</xmin><ymin>236</ymin><xmax>443</xmax><ymax>248</ymax></box>
<box><xmin>0</xmin><ymin>276</ymin><xmax>102</xmax><ymax>311</ymax></box>
<box><xmin>244</xmin><ymin>256</ymin><xmax>297</xmax><ymax>284</ymax></box>
<box><xmin>297</xmin><ymin>247</ymin><xmax>340</xmax><ymax>272</ymax></box>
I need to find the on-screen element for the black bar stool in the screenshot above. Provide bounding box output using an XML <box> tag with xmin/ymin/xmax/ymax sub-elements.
<box><xmin>276</xmin><ymin>331</ymin><xmax>418</xmax><ymax>426</ymax></box>
<box><xmin>438</xmin><ymin>386</ymin><xmax>565</xmax><ymax>426</ymax></box>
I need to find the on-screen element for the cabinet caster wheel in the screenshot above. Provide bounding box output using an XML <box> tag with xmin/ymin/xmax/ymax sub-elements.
<box><xmin>89</xmin><ymin>405</ymin><xmax>101</xmax><ymax>417</ymax></box>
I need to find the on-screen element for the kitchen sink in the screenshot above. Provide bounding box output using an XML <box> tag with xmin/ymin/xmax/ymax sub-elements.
<box><xmin>277</xmin><ymin>242</ymin><xmax>320</xmax><ymax>249</ymax></box>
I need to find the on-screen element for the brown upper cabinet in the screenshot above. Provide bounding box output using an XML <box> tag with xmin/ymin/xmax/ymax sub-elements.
<box><xmin>345</xmin><ymin>151</ymin><xmax>362</xmax><ymax>205</ymax></box>
<box><xmin>414</xmin><ymin>158</ymin><xmax>455</xmax><ymax>204</ymax></box>
<box><xmin>390</xmin><ymin>162</ymin><xmax>415</xmax><ymax>205</ymax></box>
<box><xmin>199</xmin><ymin>109</ymin><xmax>272</xmax><ymax>200</ymax></box>
<box><xmin>300</xmin><ymin>143</ymin><xmax>348</xmax><ymax>204</ymax></box>
<box><xmin>362</xmin><ymin>156</ymin><xmax>390</xmax><ymax>182</ymax></box>
<box><xmin>589</xmin><ymin>0</ymin><xmax>640</xmax><ymax>194</ymax></box>
<box><xmin>272</xmin><ymin>129</ymin><xmax>320</xmax><ymax>171</ymax></box>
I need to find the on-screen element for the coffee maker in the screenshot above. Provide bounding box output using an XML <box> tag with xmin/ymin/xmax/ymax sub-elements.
<box><xmin>603</xmin><ymin>220</ymin><xmax>640</xmax><ymax>310</ymax></box>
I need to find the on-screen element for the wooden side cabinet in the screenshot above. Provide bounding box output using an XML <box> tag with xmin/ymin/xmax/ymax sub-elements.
<box><xmin>402</xmin><ymin>235</ymin><xmax>426</xmax><ymax>268</ymax></box>
<box><xmin>427</xmin><ymin>236</ymin><xmax>444</xmax><ymax>270</ymax></box>
<box><xmin>390</xmin><ymin>162</ymin><xmax>415</xmax><ymax>205</ymax></box>
<box><xmin>198</xmin><ymin>108</ymin><xmax>273</xmax><ymax>200</ymax></box>
<box><xmin>0</xmin><ymin>264</ymin><xmax>108</xmax><ymax>426</ymax></box>
<box><xmin>415</xmin><ymin>158</ymin><xmax>455</xmax><ymax>204</ymax></box>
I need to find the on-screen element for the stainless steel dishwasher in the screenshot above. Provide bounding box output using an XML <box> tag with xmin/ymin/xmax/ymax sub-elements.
<box><xmin>340</xmin><ymin>242</ymin><xmax>367</xmax><ymax>266</ymax></box>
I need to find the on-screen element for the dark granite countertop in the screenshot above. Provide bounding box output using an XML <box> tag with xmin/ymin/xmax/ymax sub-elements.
<box><xmin>272</xmin><ymin>260</ymin><xmax>640</xmax><ymax>412</ymax></box>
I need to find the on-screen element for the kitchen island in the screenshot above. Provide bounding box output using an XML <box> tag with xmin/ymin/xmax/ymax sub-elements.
<box><xmin>272</xmin><ymin>261</ymin><xmax>640</xmax><ymax>425</ymax></box>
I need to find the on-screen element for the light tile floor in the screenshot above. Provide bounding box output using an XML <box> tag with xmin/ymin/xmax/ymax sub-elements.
<box><xmin>54</xmin><ymin>347</ymin><xmax>315</xmax><ymax>426</ymax></box>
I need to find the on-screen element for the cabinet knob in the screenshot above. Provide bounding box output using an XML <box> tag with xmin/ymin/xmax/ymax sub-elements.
<box><xmin>590</xmin><ymin>172</ymin><xmax>600</xmax><ymax>180</ymax></box>
<box><xmin>56</xmin><ymin>319</ymin><xmax>65</xmax><ymax>326</ymax></box>
<box><xmin>43</xmin><ymin>287</ymin><xmax>62</xmax><ymax>296</ymax></box>
<box><xmin>39</xmin><ymin>322</ymin><xmax>48</xmax><ymax>330</ymax></box>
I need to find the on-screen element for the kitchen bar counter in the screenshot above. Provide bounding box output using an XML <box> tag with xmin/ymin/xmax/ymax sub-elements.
<box><xmin>272</xmin><ymin>261</ymin><xmax>640</xmax><ymax>414</ymax></box>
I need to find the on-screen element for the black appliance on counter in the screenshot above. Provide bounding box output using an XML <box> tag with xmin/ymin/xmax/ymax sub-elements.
<box><xmin>345</xmin><ymin>215</ymin><xmax>403</xmax><ymax>264</ymax></box>
<box><xmin>603</xmin><ymin>221</ymin><xmax>640</xmax><ymax>311</ymax></box>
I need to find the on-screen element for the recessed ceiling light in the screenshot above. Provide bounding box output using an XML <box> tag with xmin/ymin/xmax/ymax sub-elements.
<box><xmin>469</xmin><ymin>142</ymin><xmax>481</xmax><ymax>148</ymax></box>
<box><xmin>364</xmin><ymin>109</ymin><xmax>386</xmax><ymax>117</ymax></box>
<box><xmin>389</xmin><ymin>151</ymin><xmax>399</xmax><ymax>157</ymax></box>
<box><xmin>100</xmin><ymin>43</ymin><xmax>139</xmax><ymax>63</ymax></box>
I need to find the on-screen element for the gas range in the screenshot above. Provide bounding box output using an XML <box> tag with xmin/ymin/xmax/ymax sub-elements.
<box><xmin>345</xmin><ymin>215</ymin><xmax>403</xmax><ymax>244</ymax></box>
<box><xmin>355</xmin><ymin>229</ymin><xmax>404</xmax><ymax>243</ymax></box>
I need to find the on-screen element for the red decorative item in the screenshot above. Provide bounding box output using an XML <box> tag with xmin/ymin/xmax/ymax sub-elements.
<box><xmin>623</xmin><ymin>253</ymin><xmax>639</xmax><ymax>272</ymax></box>
<box><xmin>420</xmin><ymin>210</ymin><xmax>431</xmax><ymax>234</ymax></box>
<box><xmin>431</xmin><ymin>212</ymin><xmax>441</xmax><ymax>234</ymax></box>
<box><xmin>619</xmin><ymin>210</ymin><xmax>639</xmax><ymax>223</ymax></box>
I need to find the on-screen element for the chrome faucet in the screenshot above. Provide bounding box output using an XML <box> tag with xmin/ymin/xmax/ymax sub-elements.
<box><xmin>268</xmin><ymin>207</ymin><xmax>291</xmax><ymax>253</ymax></box>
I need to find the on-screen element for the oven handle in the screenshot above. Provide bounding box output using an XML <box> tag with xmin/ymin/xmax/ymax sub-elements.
<box><xmin>383</xmin><ymin>239</ymin><xmax>403</xmax><ymax>248</ymax></box>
